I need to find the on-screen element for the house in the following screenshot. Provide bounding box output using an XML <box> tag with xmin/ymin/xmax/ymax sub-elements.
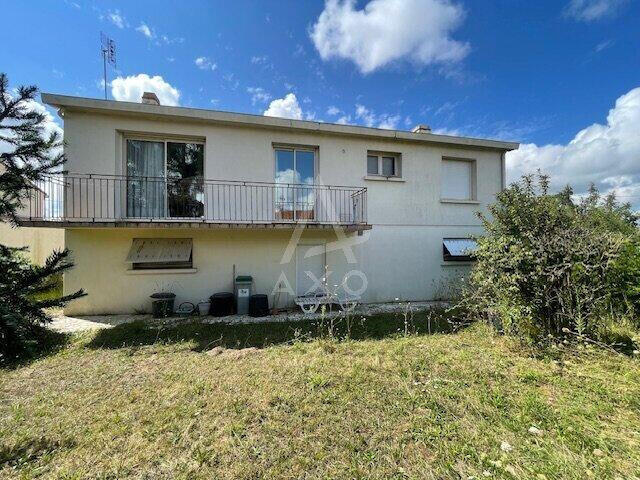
<box><xmin>16</xmin><ymin>92</ymin><xmax>518</xmax><ymax>315</ymax></box>
<box><xmin>0</xmin><ymin>164</ymin><xmax>64</xmax><ymax>265</ymax></box>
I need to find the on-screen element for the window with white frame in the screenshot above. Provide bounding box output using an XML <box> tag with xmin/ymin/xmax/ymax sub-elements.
<box><xmin>367</xmin><ymin>152</ymin><xmax>401</xmax><ymax>177</ymax></box>
<box><xmin>441</xmin><ymin>158</ymin><xmax>476</xmax><ymax>200</ymax></box>
<box><xmin>125</xmin><ymin>138</ymin><xmax>204</xmax><ymax>219</ymax></box>
<box><xmin>126</xmin><ymin>238</ymin><xmax>193</xmax><ymax>270</ymax></box>
<box><xmin>274</xmin><ymin>146</ymin><xmax>316</xmax><ymax>220</ymax></box>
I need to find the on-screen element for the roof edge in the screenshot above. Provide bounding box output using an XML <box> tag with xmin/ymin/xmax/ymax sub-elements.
<box><xmin>41</xmin><ymin>93</ymin><xmax>520</xmax><ymax>151</ymax></box>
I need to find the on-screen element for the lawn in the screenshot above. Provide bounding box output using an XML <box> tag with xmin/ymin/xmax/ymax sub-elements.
<box><xmin>1</xmin><ymin>314</ymin><xmax>639</xmax><ymax>479</ymax></box>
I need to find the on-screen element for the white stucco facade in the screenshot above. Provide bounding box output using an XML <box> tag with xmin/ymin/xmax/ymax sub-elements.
<box><xmin>35</xmin><ymin>94</ymin><xmax>518</xmax><ymax>315</ymax></box>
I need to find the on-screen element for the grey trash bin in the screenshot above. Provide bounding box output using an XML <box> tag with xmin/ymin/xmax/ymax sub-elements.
<box><xmin>234</xmin><ymin>275</ymin><xmax>253</xmax><ymax>315</ymax></box>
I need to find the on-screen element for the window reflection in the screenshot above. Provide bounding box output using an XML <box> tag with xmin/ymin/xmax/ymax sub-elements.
<box><xmin>167</xmin><ymin>142</ymin><xmax>204</xmax><ymax>218</ymax></box>
<box><xmin>275</xmin><ymin>148</ymin><xmax>315</xmax><ymax>220</ymax></box>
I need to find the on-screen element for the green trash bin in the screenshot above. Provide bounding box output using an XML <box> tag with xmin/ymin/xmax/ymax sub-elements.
<box><xmin>234</xmin><ymin>275</ymin><xmax>253</xmax><ymax>315</ymax></box>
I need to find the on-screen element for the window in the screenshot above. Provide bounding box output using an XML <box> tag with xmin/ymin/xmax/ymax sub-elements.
<box><xmin>441</xmin><ymin>158</ymin><xmax>475</xmax><ymax>201</ymax></box>
<box><xmin>126</xmin><ymin>139</ymin><xmax>204</xmax><ymax>219</ymax></box>
<box><xmin>126</xmin><ymin>238</ymin><xmax>193</xmax><ymax>270</ymax></box>
<box><xmin>275</xmin><ymin>147</ymin><xmax>316</xmax><ymax>220</ymax></box>
<box><xmin>367</xmin><ymin>152</ymin><xmax>401</xmax><ymax>177</ymax></box>
<box><xmin>367</xmin><ymin>155</ymin><xmax>378</xmax><ymax>175</ymax></box>
<box><xmin>443</xmin><ymin>238</ymin><xmax>477</xmax><ymax>262</ymax></box>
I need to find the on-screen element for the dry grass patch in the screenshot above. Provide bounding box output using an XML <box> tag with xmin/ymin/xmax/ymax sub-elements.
<box><xmin>1</xmin><ymin>319</ymin><xmax>639</xmax><ymax>479</ymax></box>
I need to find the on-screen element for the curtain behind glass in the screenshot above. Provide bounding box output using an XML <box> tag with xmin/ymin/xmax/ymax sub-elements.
<box><xmin>126</xmin><ymin>140</ymin><xmax>165</xmax><ymax>218</ymax></box>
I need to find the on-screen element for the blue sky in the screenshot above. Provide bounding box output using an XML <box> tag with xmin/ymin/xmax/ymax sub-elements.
<box><xmin>2</xmin><ymin>0</ymin><xmax>640</xmax><ymax>204</ymax></box>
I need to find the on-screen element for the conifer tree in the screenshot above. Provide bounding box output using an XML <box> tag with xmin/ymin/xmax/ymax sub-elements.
<box><xmin>0</xmin><ymin>73</ymin><xmax>85</xmax><ymax>363</ymax></box>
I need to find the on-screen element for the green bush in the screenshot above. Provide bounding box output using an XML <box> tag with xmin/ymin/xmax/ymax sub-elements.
<box><xmin>463</xmin><ymin>174</ymin><xmax>640</xmax><ymax>344</ymax></box>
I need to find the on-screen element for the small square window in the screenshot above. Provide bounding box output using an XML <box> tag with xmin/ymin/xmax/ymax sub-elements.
<box><xmin>367</xmin><ymin>155</ymin><xmax>379</xmax><ymax>175</ymax></box>
<box><xmin>366</xmin><ymin>152</ymin><xmax>401</xmax><ymax>178</ymax></box>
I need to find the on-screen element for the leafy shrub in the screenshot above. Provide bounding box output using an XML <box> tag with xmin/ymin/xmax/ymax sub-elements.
<box><xmin>463</xmin><ymin>174</ymin><xmax>640</xmax><ymax>343</ymax></box>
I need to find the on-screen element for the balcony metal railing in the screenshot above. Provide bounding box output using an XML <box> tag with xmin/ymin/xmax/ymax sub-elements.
<box><xmin>18</xmin><ymin>173</ymin><xmax>368</xmax><ymax>226</ymax></box>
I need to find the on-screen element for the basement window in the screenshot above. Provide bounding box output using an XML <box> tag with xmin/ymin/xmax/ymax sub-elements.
<box><xmin>126</xmin><ymin>238</ymin><xmax>193</xmax><ymax>270</ymax></box>
<box><xmin>443</xmin><ymin>238</ymin><xmax>477</xmax><ymax>262</ymax></box>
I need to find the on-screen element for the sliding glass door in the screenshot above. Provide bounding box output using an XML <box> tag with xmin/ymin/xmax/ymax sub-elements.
<box><xmin>275</xmin><ymin>147</ymin><xmax>315</xmax><ymax>221</ymax></box>
<box><xmin>126</xmin><ymin>139</ymin><xmax>204</xmax><ymax>219</ymax></box>
<box><xmin>166</xmin><ymin>142</ymin><xmax>204</xmax><ymax>217</ymax></box>
<box><xmin>126</xmin><ymin>140</ymin><xmax>165</xmax><ymax>218</ymax></box>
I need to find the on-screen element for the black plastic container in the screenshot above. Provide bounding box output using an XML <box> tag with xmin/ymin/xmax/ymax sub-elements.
<box><xmin>249</xmin><ymin>294</ymin><xmax>270</xmax><ymax>317</ymax></box>
<box><xmin>209</xmin><ymin>292</ymin><xmax>235</xmax><ymax>317</ymax></box>
<box><xmin>150</xmin><ymin>292</ymin><xmax>176</xmax><ymax>318</ymax></box>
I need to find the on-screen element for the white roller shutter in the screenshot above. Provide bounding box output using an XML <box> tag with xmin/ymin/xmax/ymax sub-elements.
<box><xmin>442</xmin><ymin>159</ymin><xmax>473</xmax><ymax>200</ymax></box>
<box><xmin>126</xmin><ymin>238</ymin><xmax>192</xmax><ymax>263</ymax></box>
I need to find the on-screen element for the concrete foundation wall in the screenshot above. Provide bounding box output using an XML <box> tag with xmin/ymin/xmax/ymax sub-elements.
<box><xmin>63</xmin><ymin>225</ymin><xmax>474</xmax><ymax>316</ymax></box>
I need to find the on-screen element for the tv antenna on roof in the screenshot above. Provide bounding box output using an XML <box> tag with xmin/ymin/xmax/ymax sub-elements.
<box><xmin>100</xmin><ymin>32</ymin><xmax>116</xmax><ymax>100</ymax></box>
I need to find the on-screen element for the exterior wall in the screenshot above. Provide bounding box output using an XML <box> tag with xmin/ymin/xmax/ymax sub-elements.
<box><xmin>0</xmin><ymin>223</ymin><xmax>64</xmax><ymax>265</ymax></box>
<box><xmin>63</xmin><ymin>226</ymin><xmax>472</xmax><ymax>316</ymax></box>
<box><xmin>62</xmin><ymin>110</ymin><xmax>503</xmax><ymax>227</ymax></box>
<box><xmin>63</xmin><ymin>228</ymin><xmax>335</xmax><ymax>315</ymax></box>
<box><xmin>59</xmin><ymin>108</ymin><xmax>504</xmax><ymax>315</ymax></box>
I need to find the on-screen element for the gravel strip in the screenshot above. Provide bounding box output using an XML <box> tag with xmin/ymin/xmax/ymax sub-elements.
<box><xmin>49</xmin><ymin>301</ymin><xmax>450</xmax><ymax>333</ymax></box>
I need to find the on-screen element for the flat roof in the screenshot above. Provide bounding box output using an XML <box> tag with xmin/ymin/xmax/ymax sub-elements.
<box><xmin>41</xmin><ymin>93</ymin><xmax>519</xmax><ymax>152</ymax></box>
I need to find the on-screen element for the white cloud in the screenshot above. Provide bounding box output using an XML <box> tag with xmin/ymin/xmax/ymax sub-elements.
<box><xmin>110</xmin><ymin>74</ymin><xmax>180</xmax><ymax>106</ymax></box>
<box><xmin>506</xmin><ymin>87</ymin><xmax>640</xmax><ymax>207</ymax></box>
<box><xmin>247</xmin><ymin>87</ymin><xmax>272</xmax><ymax>105</ymax></box>
<box><xmin>355</xmin><ymin>104</ymin><xmax>376</xmax><ymax>126</ymax></box>
<box><xmin>263</xmin><ymin>93</ymin><xmax>303</xmax><ymax>120</ymax></box>
<box><xmin>161</xmin><ymin>35</ymin><xmax>184</xmax><ymax>45</ymax></box>
<box><xmin>251</xmin><ymin>55</ymin><xmax>268</xmax><ymax>64</ymax></box>
<box><xmin>326</xmin><ymin>105</ymin><xmax>341</xmax><ymax>116</ymax></box>
<box><xmin>564</xmin><ymin>0</ymin><xmax>627</xmax><ymax>21</ymax></box>
<box><xmin>377</xmin><ymin>114</ymin><xmax>401</xmax><ymax>130</ymax></box>
<box><xmin>310</xmin><ymin>0</ymin><xmax>469</xmax><ymax>74</ymax></box>
<box><xmin>195</xmin><ymin>57</ymin><xmax>217</xmax><ymax>71</ymax></box>
<box><xmin>355</xmin><ymin>104</ymin><xmax>400</xmax><ymax>129</ymax></box>
<box><xmin>595</xmin><ymin>39</ymin><xmax>615</xmax><ymax>52</ymax></box>
<box><xmin>136</xmin><ymin>23</ymin><xmax>154</xmax><ymax>39</ymax></box>
<box><xmin>336</xmin><ymin>115</ymin><xmax>352</xmax><ymax>125</ymax></box>
<box><xmin>106</xmin><ymin>10</ymin><xmax>126</xmax><ymax>28</ymax></box>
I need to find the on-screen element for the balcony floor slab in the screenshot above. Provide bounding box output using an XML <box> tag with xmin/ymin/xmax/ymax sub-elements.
<box><xmin>17</xmin><ymin>219</ymin><xmax>372</xmax><ymax>232</ymax></box>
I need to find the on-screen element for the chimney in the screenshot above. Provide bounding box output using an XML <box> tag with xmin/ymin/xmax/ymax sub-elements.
<box><xmin>412</xmin><ymin>124</ymin><xmax>431</xmax><ymax>134</ymax></box>
<box><xmin>141</xmin><ymin>91</ymin><xmax>160</xmax><ymax>105</ymax></box>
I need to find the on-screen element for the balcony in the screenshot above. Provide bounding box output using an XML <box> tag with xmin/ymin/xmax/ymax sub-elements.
<box><xmin>17</xmin><ymin>173</ymin><xmax>370</xmax><ymax>231</ymax></box>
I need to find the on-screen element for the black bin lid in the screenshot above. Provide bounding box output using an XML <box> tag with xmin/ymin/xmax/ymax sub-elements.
<box><xmin>211</xmin><ymin>292</ymin><xmax>234</xmax><ymax>299</ymax></box>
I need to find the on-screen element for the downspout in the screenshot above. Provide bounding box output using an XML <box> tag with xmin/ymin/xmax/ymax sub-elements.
<box><xmin>500</xmin><ymin>151</ymin><xmax>506</xmax><ymax>191</ymax></box>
